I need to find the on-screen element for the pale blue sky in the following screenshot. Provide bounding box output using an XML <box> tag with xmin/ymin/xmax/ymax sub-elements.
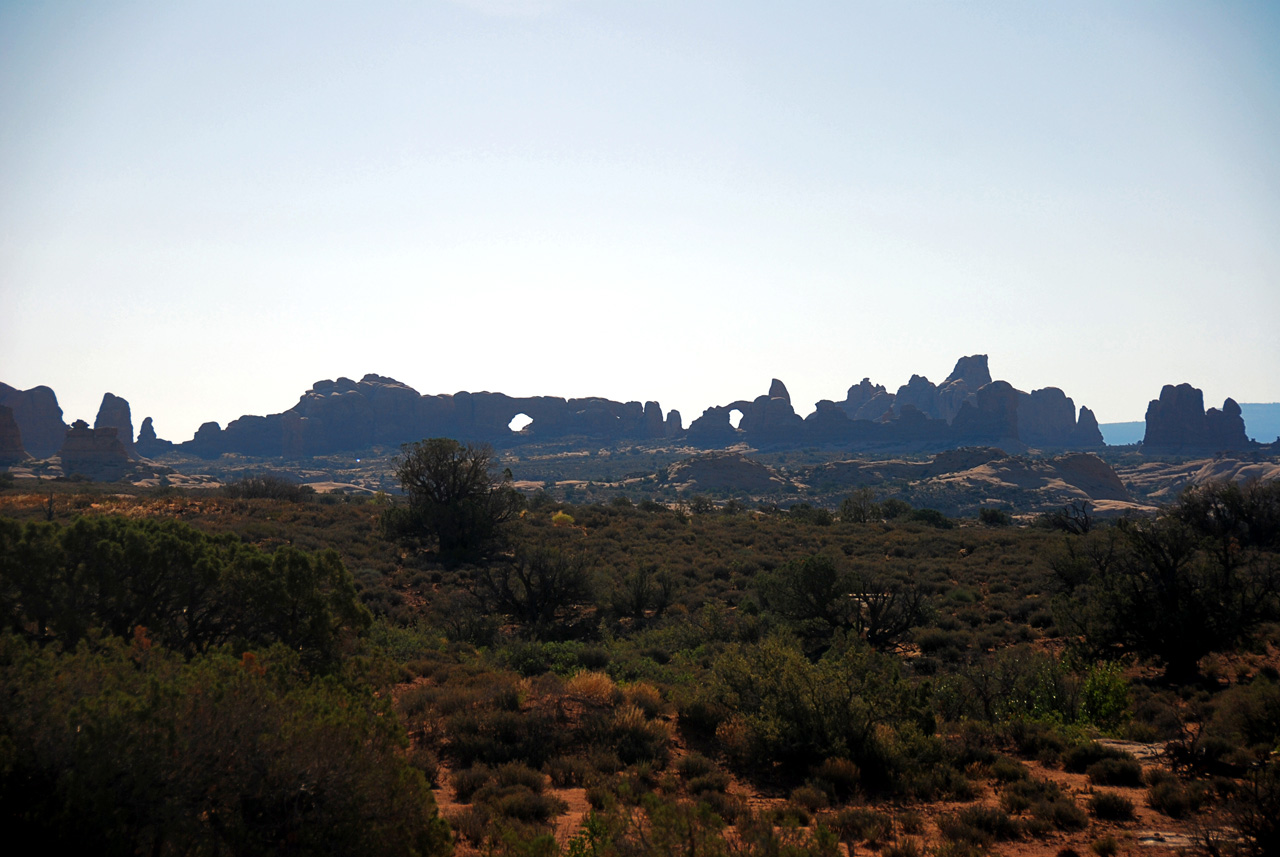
<box><xmin>3</xmin><ymin>1</ymin><xmax>1277</xmax><ymax>441</ymax></box>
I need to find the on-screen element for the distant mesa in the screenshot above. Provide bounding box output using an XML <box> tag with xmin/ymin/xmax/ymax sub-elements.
<box><xmin>1142</xmin><ymin>383</ymin><xmax>1252</xmax><ymax>453</ymax></box>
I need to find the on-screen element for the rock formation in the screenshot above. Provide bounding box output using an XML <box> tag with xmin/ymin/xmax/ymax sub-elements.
<box><xmin>94</xmin><ymin>393</ymin><xmax>137</xmax><ymax>459</ymax></box>
<box><xmin>58</xmin><ymin>420</ymin><xmax>131</xmax><ymax>480</ymax></box>
<box><xmin>0</xmin><ymin>383</ymin><xmax>66</xmax><ymax>458</ymax></box>
<box><xmin>136</xmin><ymin>417</ymin><xmax>175</xmax><ymax>457</ymax></box>
<box><xmin>3</xmin><ymin>355</ymin><xmax>1111</xmax><ymax>461</ymax></box>
<box><xmin>1143</xmin><ymin>384</ymin><xmax>1251</xmax><ymax>452</ymax></box>
<box><xmin>170</xmin><ymin>374</ymin><xmax>675</xmax><ymax>459</ymax></box>
<box><xmin>1016</xmin><ymin>388</ymin><xmax>1104</xmax><ymax>448</ymax></box>
<box><xmin>837</xmin><ymin>378</ymin><xmax>889</xmax><ymax>420</ymax></box>
<box><xmin>1073</xmin><ymin>407</ymin><xmax>1104</xmax><ymax>448</ymax></box>
<box><xmin>0</xmin><ymin>405</ymin><xmax>31</xmax><ymax>465</ymax></box>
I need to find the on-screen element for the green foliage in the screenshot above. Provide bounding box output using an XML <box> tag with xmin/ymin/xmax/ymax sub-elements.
<box><xmin>1053</xmin><ymin>501</ymin><xmax>1280</xmax><ymax>680</ymax></box>
<box><xmin>470</xmin><ymin>537</ymin><xmax>596</xmax><ymax>637</ymax></box>
<box><xmin>223</xmin><ymin>474</ymin><xmax>316</xmax><ymax>501</ymax></box>
<box><xmin>978</xmin><ymin>507</ymin><xmax>1012</xmax><ymax>527</ymax></box>
<box><xmin>756</xmin><ymin>554</ymin><xmax>929</xmax><ymax>653</ymax></box>
<box><xmin>0</xmin><ymin>634</ymin><xmax>449</xmax><ymax>857</ymax></box>
<box><xmin>1079</xmin><ymin>660</ymin><xmax>1130</xmax><ymax>729</ymax></box>
<box><xmin>0</xmin><ymin>515</ymin><xmax>369</xmax><ymax>668</ymax></box>
<box><xmin>709</xmin><ymin>635</ymin><xmax>934</xmax><ymax>788</ymax></box>
<box><xmin>908</xmin><ymin>508</ymin><xmax>953</xmax><ymax>529</ymax></box>
<box><xmin>839</xmin><ymin>487</ymin><xmax>880</xmax><ymax>523</ymax></box>
<box><xmin>787</xmin><ymin>503</ymin><xmax>834</xmax><ymax>526</ymax></box>
<box><xmin>386</xmin><ymin>437</ymin><xmax>524</xmax><ymax>562</ymax></box>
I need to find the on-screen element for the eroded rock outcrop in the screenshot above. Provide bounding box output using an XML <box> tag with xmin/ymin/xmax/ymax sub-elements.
<box><xmin>1143</xmin><ymin>384</ymin><xmax>1251</xmax><ymax>452</ymax></box>
<box><xmin>0</xmin><ymin>405</ymin><xmax>31</xmax><ymax>465</ymax></box>
<box><xmin>58</xmin><ymin>419</ymin><xmax>131</xmax><ymax>479</ymax></box>
<box><xmin>0</xmin><ymin>383</ymin><xmax>66</xmax><ymax>458</ymax></box>
<box><xmin>94</xmin><ymin>393</ymin><xmax>137</xmax><ymax>459</ymax></box>
<box><xmin>136</xmin><ymin>417</ymin><xmax>175</xmax><ymax>458</ymax></box>
<box><xmin>1016</xmin><ymin>388</ymin><xmax>1103</xmax><ymax>448</ymax></box>
<box><xmin>177</xmin><ymin>374</ymin><xmax>675</xmax><ymax>458</ymax></box>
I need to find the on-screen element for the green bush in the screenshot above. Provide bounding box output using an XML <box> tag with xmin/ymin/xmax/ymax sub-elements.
<box><xmin>0</xmin><ymin>634</ymin><xmax>449</xmax><ymax>857</ymax></box>
<box><xmin>710</xmin><ymin>635</ymin><xmax>934</xmax><ymax>789</ymax></box>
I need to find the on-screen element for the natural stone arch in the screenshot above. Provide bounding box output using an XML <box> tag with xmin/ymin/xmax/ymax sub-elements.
<box><xmin>508</xmin><ymin>413</ymin><xmax>534</xmax><ymax>433</ymax></box>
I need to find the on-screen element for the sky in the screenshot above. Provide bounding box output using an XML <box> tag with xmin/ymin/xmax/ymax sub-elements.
<box><xmin>2</xmin><ymin>0</ymin><xmax>1278</xmax><ymax>442</ymax></box>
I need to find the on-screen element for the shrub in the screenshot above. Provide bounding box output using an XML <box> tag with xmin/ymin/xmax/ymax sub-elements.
<box><xmin>1088</xmin><ymin>791</ymin><xmax>1135</xmax><ymax>820</ymax></box>
<box><xmin>1091</xmin><ymin>834</ymin><xmax>1120</xmax><ymax>857</ymax></box>
<box><xmin>566</xmin><ymin>671</ymin><xmax>620</xmax><ymax>707</ymax></box>
<box><xmin>811</xmin><ymin>757</ymin><xmax>861</xmax><ymax>801</ymax></box>
<box><xmin>830</xmin><ymin>807</ymin><xmax>893</xmax><ymax>846</ymax></box>
<box><xmin>1147</xmin><ymin>778</ymin><xmax>1207</xmax><ymax>818</ymax></box>
<box><xmin>1086</xmin><ymin>758</ymin><xmax>1144</xmax><ymax>787</ymax></box>
<box><xmin>677</xmin><ymin>753</ymin><xmax>715</xmax><ymax>779</ymax></box>
<box><xmin>979</xmin><ymin>507</ymin><xmax>1012</xmax><ymax>527</ymax></box>
<box><xmin>687</xmin><ymin>772</ymin><xmax>732</xmax><ymax>795</ymax></box>
<box><xmin>789</xmin><ymin>784</ymin><xmax>829</xmax><ymax>812</ymax></box>
<box><xmin>1062</xmin><ymin>742</ymin><xmax>1133</xmax><ymax>773</ymax></box>
<box><xmin>453</xmin><ymin>765</ymin><xmax>494</xmax><ymax>802</ymax></box>
<box><xmin>909</xmin><ymin>508</ymin><xmax>954</xmax><ymax>529</ymax></box>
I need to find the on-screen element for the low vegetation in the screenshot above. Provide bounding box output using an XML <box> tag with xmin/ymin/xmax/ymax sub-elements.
<box><xmin>1</xmin><ymin>461</ymin><xmax>1279</xmax><ymax>856</ymax></box>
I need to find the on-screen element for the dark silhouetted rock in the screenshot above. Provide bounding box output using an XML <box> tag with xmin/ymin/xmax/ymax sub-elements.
<box><xmin>0</xmin><ymin>383</ymin><xmax>66</xmax><ymax>458</ymax></box>
<box><xmin>1073</xmin><ymin>406</ymin><xmax>1104</xmax><ymax>447</ymax></box>
<box><xmin>58</xmin><ymin>419</ymin><xmax>131</xmax><ymax>479</ymax></box>
<box><xmin>853</xmin><ymin>391</ymin><xmax>896</xmax><ymax>422</ymax></box>
<box><xmin>737</xmin><ymin>380</ymin><xmax>804</xmax><ymax>442</ymax></box>
<box><xmin>894</xmin><ymin>375</ymin><xmax>942</xmax><ymax>420</ymax></box>
<box><xmin>0</xmin><ymin>405</ymin><xmax>30</xmax><ymax>465</ymax></box>
<box><xmin>94</xmin><ymin>393</ymin><xmax>136</xmax><ymax>459</ymax></box>
<box><xmin>1017</xmin><ymin>387</ymin><xmax>1078</xmax><ymax>447</ymax></box>
<box><xmin>952</xmin><ymin>381</ymin><xmax>1021</xmax><ymax>446</ymax></box>
<box><xmin>1207</xmin><ymin>398</ymin><xmax>1250</xmax><ymax>450</ymax></box>
<box><xmin>135</xmin><ymin>417</ymin><xmax>174</xmax><ymax>458</ymax></box>
<box><xmin>644</xmin><ymin>401</ymin><xmax>665</xmax><ymax>438</ymax></box>
<box><xmin>665</xmin><ymin>409</ymin><xmax>684</xmax><ymax>437</ymax></box>
<box><xmin>943</xmin><ymin>354</ymin><xmax>992</xmax><ymax>389</ymax></box>
<box><xmin>187</xmin><ymin>422</ymin><xmax>225</xmax><ymax>459</ymax></box>
<box><xmin>1143</xmin><ymin>384</ymin><xmax>1251</xmax><ymax>452</ymax></box>
<box><xmin>838</xmin><ymin>378</ymin><xmax>888</xmax><ymax>420</ymax></box>
<box><xmin>687</xmin><ymin>406</ymin><xmax>739</xmax><ymax>446</ymax></box>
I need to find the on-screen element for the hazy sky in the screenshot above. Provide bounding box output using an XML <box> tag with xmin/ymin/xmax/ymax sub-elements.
<box><xmin>3</xmin><ymin>0</ymin><xmax>1277</xmax><ymax>442</ymax></box>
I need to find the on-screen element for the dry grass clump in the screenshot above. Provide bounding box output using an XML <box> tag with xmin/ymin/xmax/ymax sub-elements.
<box><xmin>566</xmin><ymin>670</ymin><xmax>621</xmax><ymax>707</ymax></box>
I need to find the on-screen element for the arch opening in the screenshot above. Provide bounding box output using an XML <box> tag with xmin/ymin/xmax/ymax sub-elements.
<box><xmin>728</xmin><ymin>409</ymin><xmax>744</xmax><ymax>429</ymax></box>
<box><xmin>508</xmin><ymin>413</ymin><xmax>533</xmax><ymax>433</ymax></box>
